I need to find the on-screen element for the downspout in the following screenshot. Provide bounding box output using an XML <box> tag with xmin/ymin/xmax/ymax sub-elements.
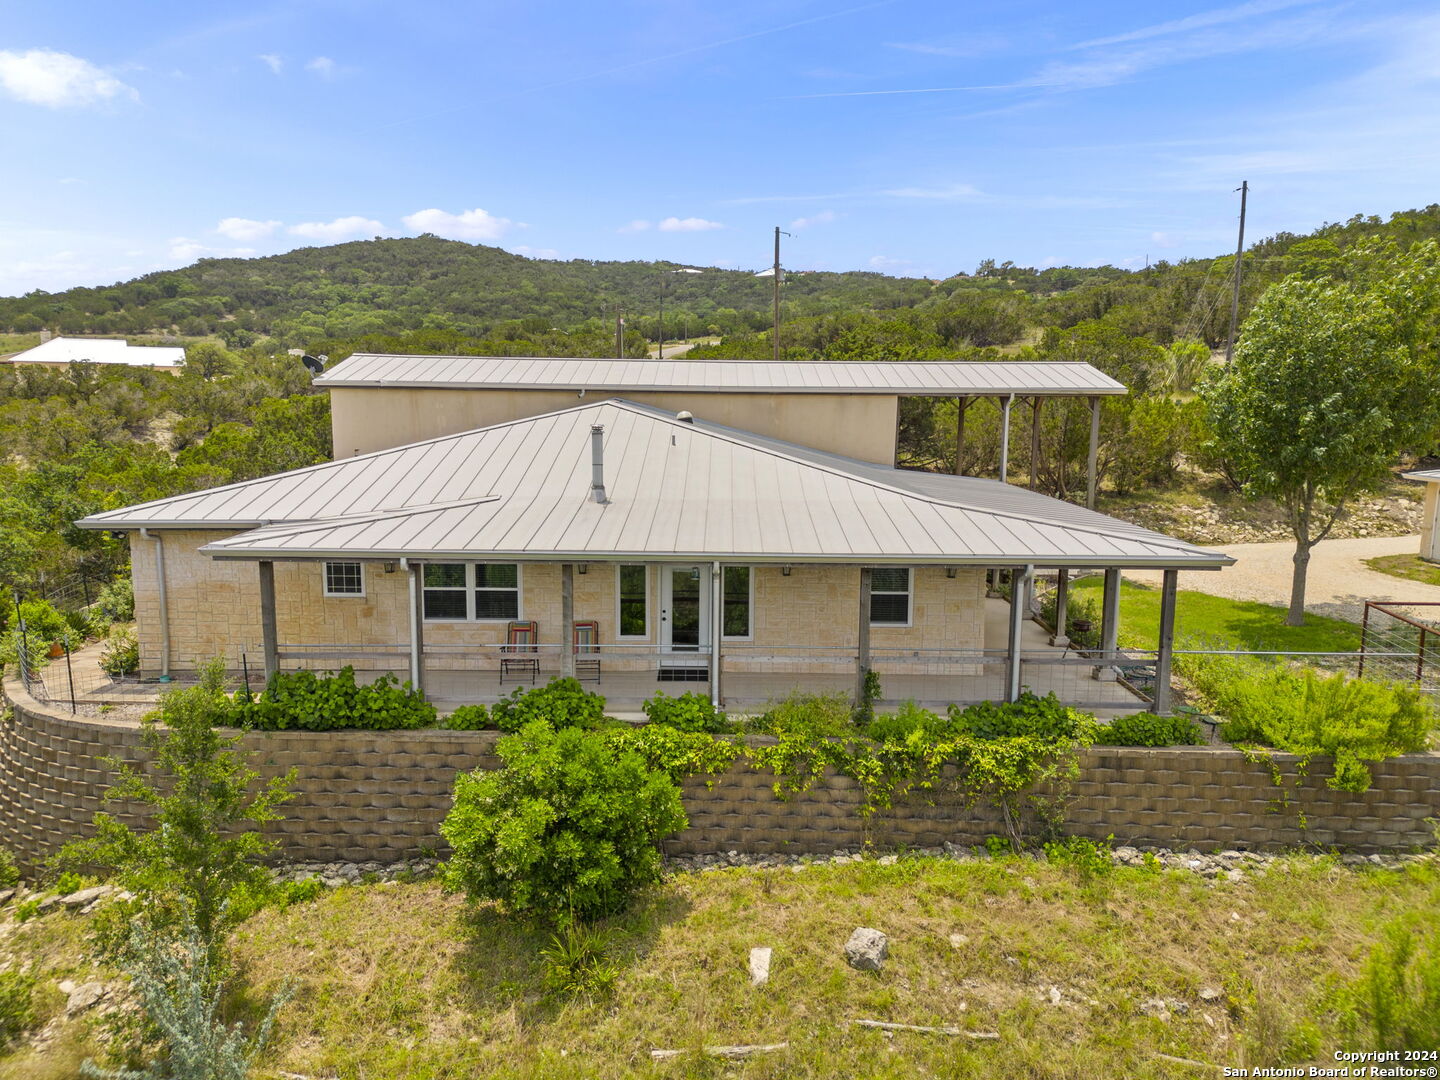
<box><xmin>138</xmin><ymin>528</ymin><xmax>171</xmax><ymax>680</ymax></box>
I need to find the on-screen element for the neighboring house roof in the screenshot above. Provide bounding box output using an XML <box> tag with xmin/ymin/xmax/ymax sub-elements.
<box><xmin>1403</xmin><ymin>469</ymin><xmax>1440</xmax><ymax>482</ymax></box>
<box><xmin>79</xmin><ymin>400</ymin><xmax>1228</xmax><ymax>569</ymax></box>
<box><xmin>315</xmin><ymin>353</ymin><xmax>1127</xmax><ymax>396</ymax></box>
<box><xmin>3</xmin><ymin>336</ymin><xmax>185</xmax><ymax>368</ymax></box>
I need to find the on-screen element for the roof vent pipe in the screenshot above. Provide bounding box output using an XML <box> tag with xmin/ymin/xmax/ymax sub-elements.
<box><xmin>590</xmin><ymin>425</ymin><xmax>608</xmax><ymax>504</ymax></box>
<box><xmin>676</xmin><ymin>410</ymin><xmax>694</xmax><ymax>423</ymax></box>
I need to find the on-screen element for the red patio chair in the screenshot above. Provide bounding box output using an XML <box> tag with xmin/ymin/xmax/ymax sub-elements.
<box><xmin>573</xmin><ymin>620</ymin><xmax>601</xmax><ymax>683</ymax></box>
<box><xmin>500</xmin><ymin>620</ymin><xmax>539</xmax><ymax>685</ymax></box>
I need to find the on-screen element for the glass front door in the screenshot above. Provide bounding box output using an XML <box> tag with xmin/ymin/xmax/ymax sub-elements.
<box><xmin>661</xmin><ymin>566</ymin><xmax>710</xmax><ymax>653</ymax></box>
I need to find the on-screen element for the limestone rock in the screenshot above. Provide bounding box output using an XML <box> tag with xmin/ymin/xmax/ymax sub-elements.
<box><xmin>59</xmin><ymin>886</ymin><xmax>111</xmax><ymax>909</ymax></box>
<box><xmin>748</xmin><ymin>947</ymin><xmax>772</xmax><ymax>987</ymax></box>
<box><xmin>65</xmin><ymin>981</ymin><xmax>108</xmax><ymax>1016</ymax></box>
<box><xmin>845</xmin><ymin>927</ymin><xmax>889</xmax><ymax>972</ymax></box>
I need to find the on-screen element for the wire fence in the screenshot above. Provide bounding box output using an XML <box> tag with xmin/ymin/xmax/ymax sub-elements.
<box><xmin>1359</xmin><ymin>601</ymin><xmax>1440</xmax><ymax>698</ymax></box>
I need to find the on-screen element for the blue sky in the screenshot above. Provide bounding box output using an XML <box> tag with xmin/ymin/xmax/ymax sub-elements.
<box><xmin>3</xmin><ymin>0</ymin><xmax>1439</xmax><ymax>297</ymax></box>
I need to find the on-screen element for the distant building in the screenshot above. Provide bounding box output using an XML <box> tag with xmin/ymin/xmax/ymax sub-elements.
<box><xmin>2</xmin><ymin>336</ymin><xmax>185</xmax><ymax>370</ymax></box>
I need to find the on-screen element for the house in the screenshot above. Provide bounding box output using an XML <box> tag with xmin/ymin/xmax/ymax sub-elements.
<box><xmin>1404</xmin><ymin>468</ymin><xmax>1440</xmax><ymax>562</ymax></box>
<box><xmin>77</xmin><ymin>355</ymin><xmax>1230</xmax><ymax>715</ymax></box>
<box><xmin>2</xmin><ymin>336</ymin><xmax>185</xmax><ymax>370</ymax></box>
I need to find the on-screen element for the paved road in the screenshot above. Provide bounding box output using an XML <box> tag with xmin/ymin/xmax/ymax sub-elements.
<box><xmin>1126</xmin><ymin>534</ymin><xmax>1440</xmax><ymax>622</ymax></box>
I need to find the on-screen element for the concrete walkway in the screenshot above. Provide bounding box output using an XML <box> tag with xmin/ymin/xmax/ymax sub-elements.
<box><xmin>1126</xmin><ymin>534</ymin><xmax>1440</xmax><ymax>623</ymax></box>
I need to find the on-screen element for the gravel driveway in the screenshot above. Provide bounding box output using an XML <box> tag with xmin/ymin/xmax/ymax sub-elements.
<box><xmin>1125</xmin><ymin>534</ymin><xmax>1440</xmax><ymax>623</ymax></box>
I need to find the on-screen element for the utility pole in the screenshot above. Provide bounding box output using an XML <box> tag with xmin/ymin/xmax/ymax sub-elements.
<box><xmin>614</xmin><ymin>305</ymin><xmax>624</xmax><ymax>358</ymax></box>
<box><xmin>657</xmin><ymin>277</ymin><xmax>665</xmax><ymax>360</ymax></box>
<box><xmin>1225</xmin><ymin>180</ymin><xmax>1249</xmax><ymax>363</ymax></box>
<box><xmin>772</xmin><ymin>226</ymin><xmax>790</xmax><ymax>362</ymax></box>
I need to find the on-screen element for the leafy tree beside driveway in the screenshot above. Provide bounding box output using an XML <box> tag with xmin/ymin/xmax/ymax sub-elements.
<box><xmin>1203</xmin><ymin>240</ymin><xmax>1440</xmax><ymax>625</ymax></box>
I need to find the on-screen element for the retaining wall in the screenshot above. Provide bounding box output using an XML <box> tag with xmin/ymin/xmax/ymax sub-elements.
<box><xmin>3</xmin><ymin>677</ymin><xmax>1437</xmax><ymax>867</ymax></box>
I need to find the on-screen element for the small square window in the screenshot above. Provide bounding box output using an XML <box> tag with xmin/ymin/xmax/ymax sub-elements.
<box><xmin>323</xmin><ymin>561</ymin><xmax>364</xmax><ymax>597</ymax></box>
<box><xmin>870</xmin><ymin>567</ymin><xmax>910</xmax><ymax>625</ymax></box>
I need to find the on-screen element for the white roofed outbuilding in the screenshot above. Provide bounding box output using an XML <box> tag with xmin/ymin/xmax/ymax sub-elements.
<box><xmin>3</xmin><ymin>336</ymin><xmax>185</xmax><ymax>369</ymax></box>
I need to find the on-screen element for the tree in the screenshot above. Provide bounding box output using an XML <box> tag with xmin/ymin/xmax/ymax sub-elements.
<box><xmin>1203</xmin><ymin>243</ymin><xmax>1440</xmax><ymax>624</ymax></box>
<box><xmin>60</xmin><ymin>659</ymin><xmax>294</xmax><ymax>946</ymax></box>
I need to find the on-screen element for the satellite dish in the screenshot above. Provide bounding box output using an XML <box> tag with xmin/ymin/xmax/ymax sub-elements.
<box><xmin>300</xmin><ymin>354</ymin><xmax>325</xmax><ymax>375</ymax></box>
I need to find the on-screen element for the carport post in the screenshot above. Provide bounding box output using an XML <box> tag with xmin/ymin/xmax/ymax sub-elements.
<box><xmin>1029</xmin><ymin>397</ymin><xmax>1043</xmax><ymax>490</ymax></box>
<box><xmin>1086</xmin><ymin>396</ymin><xmax>1102</xmax><ymax>509</ymax></box>
<box><xmin>258</xmin><ymin>560</ymin><xmax>278</xmax><ymax>683</ymax></box>
<box><xmin>407</xmin><ymin>561</ymin><xmax>425</xmax><ymax>695</ymax></box>
<box><xmin>1153</xmin><ymin>568</ymin><xmax>1178</xmax><ymax>715</ymax></box>
<box><xmin>953</xmin><ymin>396</ymin><xmax>971</xmax><ymax>476</ymax></box>
<box><xmin>856</xmin><ymin>566</ymin><xmax>873</xmax><ymax>707</ymax></box>
<box><xmin>1096</xmin><ymin>567</ymin><xmax>1121</xmax><ymax>682</ymax></box>
<box><xmin>561</xmin><ymin>563</ymin><xmax>575</xmax><ymax>679</ymax></box>
<box><xmin>998</xmin><ymin>394</ymin><xmax>1014</xmax><ymax>483</ymax></box>
<box><xmin>1050</xmin><ymin>569</ymin><xmax>1070</xmax><ymax>647</ymax></box>
<box><xmin>1005</xmin><ymin>564</ymin><xmax>1033</xmax><ymax>702</ymax></box>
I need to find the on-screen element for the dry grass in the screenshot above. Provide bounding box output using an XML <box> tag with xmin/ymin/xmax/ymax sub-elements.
<box><xmin>2</xmin><ymin>856</ymin><xmax>1435</xmax><ymax>1078</ymax></box>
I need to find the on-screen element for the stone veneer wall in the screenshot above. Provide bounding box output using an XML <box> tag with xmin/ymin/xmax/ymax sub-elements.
<box><xmin>3</xmin><ymin>677</ymin><xmax>1437</xmax><ymax>869</ymax></box>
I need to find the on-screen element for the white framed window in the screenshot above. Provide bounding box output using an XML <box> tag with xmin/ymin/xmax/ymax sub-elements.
<box><xmin>721</xmin><ymin>565</ymin><xmax>753</xmax><ymax>640</ymax></box>
<box><xmin>323</xmin><ymin>561</ymin><xmax>365</xmax><ymax>597</ymax></box>
<box><xmin>616</xmin><ymin>564</ymin><xmax>648</xmax><ymax>638</ymax></box>
<box><xmin>423</xmin><ymin>562</ymin><xmax>521</xmax><ymax>621</ymax></box>
<box><xmin>869</xmin><ymin>567</ymin><xmax>911</xmax><ymax>626</ymax></box>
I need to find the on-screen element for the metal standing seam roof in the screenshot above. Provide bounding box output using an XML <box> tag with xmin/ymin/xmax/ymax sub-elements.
<box><xmin>78</xmin><ymin>400</ymin><xmax>1229</xmax><ymax>569</ymax></box>
<box><xmin>1403</xmin><ymin>469</ymin><xmax>1440</xmax><ymax>482</ymax></box>
<box><xmin>315</xmin><ymin>353</ymin><xmax>1128</xmax><ymax>396</ymax></box>
<box><xmin>3</xmin><ymin>336</ymin><xmax>185</xmax><ymax>367</ymax></box>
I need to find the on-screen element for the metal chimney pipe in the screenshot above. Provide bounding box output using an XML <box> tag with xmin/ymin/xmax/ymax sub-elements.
<box><xmin>590</xmin><ymin>425</ymin><xmax>607</xmax><ymax>503</ymax></box>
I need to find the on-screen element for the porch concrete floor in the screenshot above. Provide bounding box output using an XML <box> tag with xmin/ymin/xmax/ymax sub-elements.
<box><xmin>37</xmin><ymin>601</ymin><xmax>1148</xmax><ymax>717</ymax></box>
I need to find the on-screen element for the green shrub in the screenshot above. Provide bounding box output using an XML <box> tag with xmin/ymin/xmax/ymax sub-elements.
<box><xmin>1101</xmin><ymin>712</ymin><xmax>1203</xmax><ymax>747</ymax></box>
<box><xmin>442</xmin><ymin>704</ymin><xmax>492</xmax><ymax>730</ymax></box>
<box><xmin>748</xmin><ymin>691</ymin><xmax>855</xmax><ymax>739</ymax></box>
<box><xmin>1340</xmin><ymin>919</ymin><xmax>1440</xmax><ymax>1051</ymax></box>
<box><xmin>490</xmin><ymin>677</ymin><xmax>610</xmax><ymax>733</ymax></box>
<box><xmin>0</xmin><ymin>969</ymin><xmax>37</xmax><ymax>1045</ymax></box>
<box><xmin>0</xmin><ymin>848</ymin><xmax>19</xmax><ymax>889</ymax></box>
<box><xmin>866</xmin><ymin>700</ymin><xmax>952</xmax><ymax>743</ymax></box>
<box><xmin>0</xmin><ymin>598</ymin><xmax>73</xmax><ymax>671</ymax></box>
<box><xmin>605</xmin><ymin>724</ymin><xmax>740</xmax><ymax>782</ymax></box>
<box><xmin>442</xmin><ymin>721</ymin><xmax>686</xmax><ymax>921</ymax></box>
<box><xmin>99</xmin><ymin>625</ymin><xmax>141</xmax><ymax>677</ymax></box>
<box><xmin>1043</xmin><ymin>834</ymin><xmax>1115</xmax><ymax>881</ymax></box>
<box><xmin>949</xmin><ymin>692</ymin><xmax>1094</xmax><ymax>741</ymax></box>
<box><xmin>95</xmin><ymin>575</ymin><xmax>135</xmax><ymax>623</ymax></box>
<box><xmin>1211</xmin><ymin>666</ymin><xmax>1434</xmax><ymax>791</ymax></box>
<box><xmin>54</xmin><ymin>870</ymin><xmax>83</xmax><ymax>895</ymax></box>
<box><xmin>234</xmin><ymin>667</ymin><xmax>436</xmax><ymax>732</ymax></box>
<box><xmin>642</xmin><ymin>691</ymin><xmax>728</xmax><ymax>733</ymax></box>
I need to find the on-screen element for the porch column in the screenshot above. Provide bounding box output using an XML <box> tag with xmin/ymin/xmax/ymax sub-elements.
<box><xmin>1086</xmin><ymin>396</ymin><xmax>1101</xmax><ymax>510</ymax></box>
<box><xmin>710</xmin><ymin>561</ymin><xmax>723</xmax><ymax>708</ymax></box>
<box><xmin>953</xmin><ymin>396</ymin><xmax>971</xmax><ymax>476</ymax></box>
<box><xmin>408</xmin><ymin>562</ymin><xmax>425</xmax><ymax>695</ymax></box>
<box><xmin>1096</xmin><ymin>567</ymin><xmax>1121</xmax><ymax>681</ymax></box>
<box><xmin>1005</xmin><ymin>564</ymin><xmax>1032</xmax><ymax>702</ymax></box>
<box><xmin>1153</xmin><ymin>568</ymin><xmax>1178</xmax><ymax>715</ymax></box>
<box><xmin>1029</xmin><ymin>397</ymin><xmax>1043</xmax><ymax>491</ymax></box>
<box><xmin>258</xmin><ymin>560</ymin><xmax>278</xmax><ymax>683</ymax></box>
<box><xmin>998</xmin><ymin>394</ymin><xmax>1014</xmax><ymax>483</ymax></box>
<box><xmin>1050</xmin><ymin>569</ymin><xmax>1070</xmax><ymax>647</ymax></box>
<box><xmin>856</xmin><ymin>566</ymin><xmax>872</xmax><ymax>706</ymax></box>
<box><xmin>561</xmin><ymin>563</ymin><xmax>575</xmax><ymax>679</ymax></box>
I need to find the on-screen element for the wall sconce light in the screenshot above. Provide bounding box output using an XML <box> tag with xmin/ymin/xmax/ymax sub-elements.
<box><xmin>781</xmin><ymin>565</ymin><xmax>792</xmax><ymax>577</ymax></box>
<box><xmin>946</xmin><ymin>567</ymin><xmax>957</xmax><ymax>579</ymax></box>
<box><xmin>577</xmin><ymin>563</ymin><xmax>587</xmax><ymax>574</ymax></box>
<box><xmin>384</xmin><ymin>562</ymin><xmax>397</xmax><ymax>574</ymax></box>
<box><xmin>690</xmin><ymin>566</ymin><xmax>701</xmax><ymax>580</ymax></box>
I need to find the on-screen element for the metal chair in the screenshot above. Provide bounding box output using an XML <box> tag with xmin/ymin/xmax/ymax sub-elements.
<box><xmin>500</xmin><ymin>620</ymin><xmax>540</xmax><ymax>685</ymax></box>
<box><xmin>573</xmin><ymin>620</ymin><xmax>601</xmax><ymax>683</ymax></box>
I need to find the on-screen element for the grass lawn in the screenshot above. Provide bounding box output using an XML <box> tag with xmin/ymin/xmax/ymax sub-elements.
<box><xmin>1070</xmin><ymin>576</ymin><xmax>1363</xmax><ymax>654</ymax></box>
<box><xmin>4</xmin><ymin>857</ymin><xmax>1435</xmax><ymax>1079</ymax></box>
<box><xmin>1364</xmin><ymin>553</ymin><xmax>1440</xmax><ymax>588</ymax></box>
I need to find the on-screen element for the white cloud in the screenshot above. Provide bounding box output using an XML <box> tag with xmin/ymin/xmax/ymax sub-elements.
<box><xmin>657</xmin><ymin>216</ymin><xmax>724</xmax><ymax>232</ymax></box>
<box><xmin>1070</xmin><ymin>0</ymin><xmax>1321</xmax><ymax>50</ymax></box>
<box><xmin>0</xmin><ymin>49</ymin><xmax>136</xmax><ymax>108</ymax></box>
<box><xmin>510</xmin><ymin>245</ymin><xmax>560</xmax><ymax>259</ymax></box>
<box><xmin>881</xmin><ymin>183</ymin><xmax>982</xmax><ymax>200</ymax></box>
<box><xmin>216</xmin><ymin>217</ymin><xmax>281</xmax><ymax>242</ymax></box>
<box><xmin>868</xmin><ymin>255</ymin><xmax>909</xmax><ymax>270</ymax></box>
<box><xmin>790</xmin><ymin>210</ymin><xmax>838</xmax><ymax>230</ymax></box>
<box><xmin>1150</xmin><ymin>231</ymin><xmax>1180</xmax><ymax>249</ymax></box>
<box><xmin>288</xmin><ymin>216</ymin><xmax>385</xmax><ymax>242</ymax></box>
<box><xmin>401</xmin><ymin>207</ymin><xmax>515</xmax><ymax>242</ymax></box>
<box><xmin>258</xmin><ymin>53</ymin><xmax>282</xmax><ymax>74</ymax></box>
<box><xmin>306</xmin><ymin>56</ymin><xmax>337</xmax><ymax>78</ymax></box>
<box><xmin>618</xmin><ymin>219</ymin><xmax>651</xmax><ymax>232</ymax></box>
<box><xmin>168</xmin><ymin>237</ymin><xmax>208</xmax><ymax>262</ymax></box>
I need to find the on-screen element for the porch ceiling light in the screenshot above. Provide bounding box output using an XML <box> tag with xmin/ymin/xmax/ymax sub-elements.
<box><xmin>946</xmin><ymin>567</ymin><xmax>957</xmax><ymax>578</ymax></box>
<box><xmin>578</xmin><ymin>563</ymin><xmax>587</xmax><ymax>574</ymax></box>
<box><xmin>782</xmin><ymin>565</ymin><xmax>791</xmax><ymax>576</ymax></box>
<box><xmin>690</xmin><ymin>566</ymin><xmax>701</xmax><ymax>580</ymax></box>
